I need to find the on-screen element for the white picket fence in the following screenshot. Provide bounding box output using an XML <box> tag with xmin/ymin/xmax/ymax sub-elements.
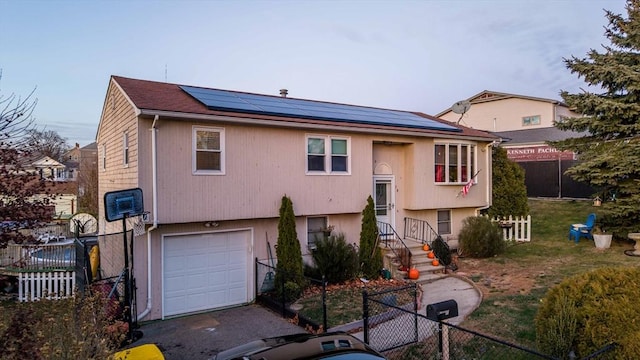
<box><xmin>489</xmin><ymin>215</ymin><xmax>532</xmax><ymax>242</ymax></box>
<box><xmin>18</xmin><ymin>271</ymin><xmax>76</xmax><ymax>302</ymax></box>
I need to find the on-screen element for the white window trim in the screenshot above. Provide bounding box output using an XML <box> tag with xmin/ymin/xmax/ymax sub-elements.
<box><xmin>437</xmin><ymin>209</ymin><xmax>452</xmax><ymax>235</ymax></box>
<box><xmin>193</xmin><ymin>126</ymin><xmax>225</xmax><ymax>175</ymax></box>
<box><xmin>123</xmin><ymin>132</ymin><xmax>129</xmax><ymax>168</ymax></box>
<box><xmin>435</xmin><ymin>142</ymin><xmax>477</xmax><ymax>185</ymax></box>
<box><xmin>305</xmin><ymin>134</ymin><xmax>351</xmax><ymax>175</ymax></box>
<box><xmin>101</xmin><ymin>144</ymin><xmax>106</xmax><ymax>171</ymax></box>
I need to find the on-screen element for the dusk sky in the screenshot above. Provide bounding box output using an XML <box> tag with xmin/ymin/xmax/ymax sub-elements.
<box><xmin>0</xmin><ymin>0</ymin><xmax>627</xmax><ymax>147</ymax></box>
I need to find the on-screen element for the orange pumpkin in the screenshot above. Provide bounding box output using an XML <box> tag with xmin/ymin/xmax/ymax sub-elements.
<box><xmin>422</xmin><ymin>244</ymin><xmax>430</xmax><ymax>251</ymax></box>
<box><xmin>408</xmin><ymin>268</ymin><xmax>420</xmax><ymax>280</ymax></box>
<box><xmin>432</xmin><ymin>259</ymin><xmax>440</xmax><ymax>266</ymax></box>
<box><xmin>427</xmin><ymin>251</ymin><xmax>435</xmax><ymax>259</ymax></box>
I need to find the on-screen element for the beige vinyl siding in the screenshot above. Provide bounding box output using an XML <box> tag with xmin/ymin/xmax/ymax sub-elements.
<box><xmin>151</xmin><ymin>122</ymin><xmax>371</xmax><ymax>224</ymax></box>
<box><xmin>440</xmin><ymin>98</ymin><xmax>556</xmax><ymax>132</ymax></box>
<box><xmin>397</xmin><ymin>140</ymin><xmax>490</xmax><ymax>210</ymax></box>
<box><xmin>97</xmin><ymin>81</ymin><xmax>141</xmax><ymax>234</ymax></box>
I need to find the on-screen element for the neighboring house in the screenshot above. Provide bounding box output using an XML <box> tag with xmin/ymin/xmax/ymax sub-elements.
<box><xmin>96</xmin><ymin>76</ymin><xmax>497</xmax><ymax>320</ymax></box>
<box><xmin>437</xmin><ymin>90</ymin><xmax>592</xmax><ymax>198</ymax></box>
<box><xmin>31</xmin><ymin>156</ymin><xmax>68</xmax><ymax>182</ymax></box>
<box><xmin>63</xmin><ymin>142</ymin><xmax>99</xmax><ymax>215</ymax></box>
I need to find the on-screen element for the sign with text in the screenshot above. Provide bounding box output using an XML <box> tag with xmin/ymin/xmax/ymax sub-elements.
<box><xmin>506</xmin><ymin>145</ymin><xmax>575</xmax><ymax>162</ymax></box>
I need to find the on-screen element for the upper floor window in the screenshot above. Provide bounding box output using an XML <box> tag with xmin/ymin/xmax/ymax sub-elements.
<box><xmin>522</xmin><ymin>115</ymin><xmax>541</xmax><ymax>126</ymax></box>
<box><xmin>435</xmin><ymin>143</ymin><xmax>476</xmax><ymax>184</ymax></box>
<box><xmin>193</xmin><ymin>126</ymin><xmax>225</xmax><ymax>175</ymax></box>
<box><xmin>307</xmin><ymin>135</ymin><xmax>350</xmax><ymax>174</ymax></box>
<box><xmin>123</xmin><ymin>132</ymin><xmax>129</xmax><ymax>167</ymax></box>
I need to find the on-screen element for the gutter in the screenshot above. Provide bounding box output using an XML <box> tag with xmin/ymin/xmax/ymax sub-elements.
<box><xmin>137</xmin><ymin>115</ymin><xmax>159</xmax><ymax>321</ymax></box>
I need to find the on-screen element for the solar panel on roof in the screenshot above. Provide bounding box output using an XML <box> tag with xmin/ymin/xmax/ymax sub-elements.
<box><xmin>180</xmin><ymin>85</ymin><xmax>460</xmax><ymax>132</ymax></box>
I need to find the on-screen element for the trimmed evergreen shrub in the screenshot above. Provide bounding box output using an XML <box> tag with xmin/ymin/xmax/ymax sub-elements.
<box><xmin>309</xmin><ymin>233</ymin><xmax>358</xmax><ymax>284</ymax></box>
<box><xmin>359</xmin><ymin>195</ymin><xmax>383</xmax><ymax>279</ymax></box>
<box><xmin>536</xmin><ymin>267</ymin><xmax>640</xmax><ymax>359</ymax></box>
<box><xmin>275</xmin><ymin>195</ymin><xmax>305</xmax><ymax>301</ymax></box>
<box><xmin>488</xmin><ymin>146</ymin><xmax>529</xmax><ymax>218</ymax></box>
<box><xmin>458</xmin><ymin>216</ymin><xmax>505</xmax><ymax>258</ymax></box>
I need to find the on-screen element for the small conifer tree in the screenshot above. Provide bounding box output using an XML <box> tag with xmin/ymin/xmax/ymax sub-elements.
<box><xmin>275</xmin><ymin>195</ymin><xmax>304</xmax><ymax>296</ymax></box>
<box><xmin>359</xmin><ymin>196</ymin><xmax>382</xmax><ymax>279</ymax></box>
<box><xmin>488</xmin><ymin>146</ymin><xmax>529</xmax><ymax>218</ymax></box>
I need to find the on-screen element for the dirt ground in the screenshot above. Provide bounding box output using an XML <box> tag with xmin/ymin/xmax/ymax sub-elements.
<box><xmin>453</xmin><ymin>255</ymin><xmax>544</xmax><ymax>298</ymax></box>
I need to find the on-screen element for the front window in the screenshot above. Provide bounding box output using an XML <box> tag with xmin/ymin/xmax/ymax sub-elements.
<box><xmin>435</xmin><ymin>143</ymin><xmax>476</xmax><ymax>184</ymax></box>
<box><xmin>307</xmin><ymin>135</ymin><xmax>350</xmax><ymax>174</ymax></box>
<box><xmin>522</xmin><ymin>115</ymin><xmax>541</xmax><ymax>126</ymax></box>
<box><xmin>307</xmin><ymin>217</ymin><xmax>328</xmax><ymax>249</ymax></box>
<box><xmin>193</xmin><ymin>126</ymin><xmax>225</xmax><ymax>175</ymax></box>
<box><xmin>437</xmin><ymin>210</ymin><xmax>451</xmax><ymax>235</ymax></box>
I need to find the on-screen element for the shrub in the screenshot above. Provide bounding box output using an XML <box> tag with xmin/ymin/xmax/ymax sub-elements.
<box><xmin>359</xmin><ymin>196</ymin><xmax>383</xmax><ymax>279</ymax></box>
<box><xmin>309</xmin><ymin>234</ymin><xmax>358</xmax><ymax>284</ymax></box>
<box><xmin>275</xmin><ymin>195</ymin><xmax>305</xmax><ymax>294</ymax></box>
<box><xmin>536</xmin><ymin>267</ymin><xmax>640</xmax><ymax>359</ymax></box>
<box><xmin>0</xmin><ymin>289</ymin><xmax>126</xmax><ymax>359</ymax></box>
<box><xmin>431</xmin><ymin>235</ymin><xmax>452</xmax><ymax>266</ymax></box>
<box><xmin>488</xmin><ymin>146</ymin><xmax>529</xmax><ymax>218</ymax></box>
<box><xmin>458</xmin><ymin>216</ymin><xmax>505</xmax><ymax>258</ymax></box>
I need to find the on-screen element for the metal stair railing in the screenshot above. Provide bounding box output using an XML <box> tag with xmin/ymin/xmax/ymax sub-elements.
<box><xmin>404</xmin><ymin>217</ymin><xmax>440</xmax><ymax>245</ymax></box>
<box><xmin>377</xmin><ymin>221</ymin><xmax>412</xmax><ymax>271</ymax></box>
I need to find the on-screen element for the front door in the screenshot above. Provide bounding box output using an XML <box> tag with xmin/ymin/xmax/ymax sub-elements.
<box><xmin>374</xmin><ymin>176</ymin><xmax>395</xmax><ymax>230</ymax></box>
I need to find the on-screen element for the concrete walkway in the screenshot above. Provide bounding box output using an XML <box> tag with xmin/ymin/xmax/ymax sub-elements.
<box><xmin>338</xmin><ymin>275</ymin><xmax>483</xmax><ymax>351</ymax></box>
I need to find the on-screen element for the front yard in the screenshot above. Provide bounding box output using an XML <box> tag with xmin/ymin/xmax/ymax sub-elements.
<box><xmin>449</xmin><ymin>199</ymin><xmax>640</xmax><ymax>348</ymax></box>
<box><xmin>294</xmin><ymin>198</ymin><xmax>640</xmax><ymax>349</ymax></box>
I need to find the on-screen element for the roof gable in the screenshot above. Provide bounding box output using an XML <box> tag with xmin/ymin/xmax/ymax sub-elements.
<box><xmin>436</xmin><ymin>90</ymin><xmax>568</xmax><ymax>118</ymax></box>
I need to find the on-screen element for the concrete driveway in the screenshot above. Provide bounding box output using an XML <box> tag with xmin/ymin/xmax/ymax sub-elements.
<box><xmin>125</xmin><ymin>304</ymin><xmax>304</xmax><ymax>360</ymax></box>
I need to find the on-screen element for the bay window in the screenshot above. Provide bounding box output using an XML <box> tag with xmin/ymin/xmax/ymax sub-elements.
<box><xmin>435</xmin><ymin>143</ymin><xmax>476</xmax><ymax>184</ymax></box>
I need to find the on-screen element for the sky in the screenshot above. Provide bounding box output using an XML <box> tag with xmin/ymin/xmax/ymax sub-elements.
<box><xmin>0</xmin><ymin>0</ymin><xmax>628</xmax><ymax>147</ymax></box>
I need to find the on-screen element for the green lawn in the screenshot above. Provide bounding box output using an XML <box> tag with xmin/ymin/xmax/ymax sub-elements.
<box><xmin>461</xmin><ymin>198</ymin><xmax>640</xmax><ymax>348</ymax></box>
<box><xmin>297</xmin><ymin>198</ymin><xmax>640</xmax><ymax>350</ymax></box>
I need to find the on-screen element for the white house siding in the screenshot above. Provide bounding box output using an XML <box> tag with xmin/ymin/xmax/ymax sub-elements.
<box><xmin>97</xmin><ymin>80</ymin><xmax>141</xmax><ymax>235</ymax></box>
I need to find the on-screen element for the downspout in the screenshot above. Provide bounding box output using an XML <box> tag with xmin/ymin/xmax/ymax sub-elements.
<box><xmin>475</xmin><ymin>140</ymin><xmax>498</xmax><ymax>215</ymax></box>
<box><xmin>138</xmin><ymin>115</ymin><xmax>159</xmax><ymax>321</ymax></box>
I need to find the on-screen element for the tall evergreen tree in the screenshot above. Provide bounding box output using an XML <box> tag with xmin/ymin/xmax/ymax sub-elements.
<box><xmin>488</xmin><ymin>146</ymin><xmax>529</xmax><ymax>218</ymax></box>
<box><xmin>275</xmin><ymin>195</ymin><xmax>304</xmax><ymax>288</ymax></box>
<box><xmin>551</xmin><ymin>0</ymin><xmax>640</xmax><ymax>236</ymax></box>
<box><xmin>359</xmin><ymin>195</ymin><xmax>382</xmax><ymax>279</ymax></box>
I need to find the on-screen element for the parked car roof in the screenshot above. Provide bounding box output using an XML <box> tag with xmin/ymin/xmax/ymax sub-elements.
<box><xmin>212</xmin><ymin>332</ymin><xmax>386</xmax><ymax>360</ymax></box>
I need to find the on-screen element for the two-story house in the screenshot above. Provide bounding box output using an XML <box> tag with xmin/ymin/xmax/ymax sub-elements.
<box><xmin>437</xmin><ymin>90</ymin><xmax>591</xmax><ymax>198</ymax></box>
<box><xmin>96</xmin><ymin>76</ymin><xmax>497</xmax><ymax>320</ymax></box>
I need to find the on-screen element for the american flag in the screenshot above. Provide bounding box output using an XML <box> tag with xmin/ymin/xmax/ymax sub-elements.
<box><xmin>461</xmin><ymin>180</ymin><xmax>473</xmax><ymax>196</ymax></box>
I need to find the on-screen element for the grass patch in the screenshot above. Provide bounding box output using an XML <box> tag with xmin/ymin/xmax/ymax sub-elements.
<box><xmin>460</xmin><ymin>198</ymin><xmax>640</xmax><ymax>348</ymax></box>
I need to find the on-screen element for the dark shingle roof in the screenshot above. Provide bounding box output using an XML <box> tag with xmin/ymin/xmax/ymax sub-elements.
<box><xmin>111</xmin><ymin>76</ymin><xmax>497</xmax><ymax>141</ymax></box>
<box><xmin>494</xmin><ymin>127</ymin><xmax>587</xmax><ymax>145</ymax></box>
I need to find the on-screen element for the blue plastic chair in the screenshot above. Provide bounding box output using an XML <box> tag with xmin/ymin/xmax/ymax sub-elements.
<box><xmin>569</xmin><ymin>213</ymin><xmax>596</xmax><ymax>243</ymax></box>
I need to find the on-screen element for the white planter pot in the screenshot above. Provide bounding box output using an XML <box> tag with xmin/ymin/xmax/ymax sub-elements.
<box><xmin>593</xmin><ymin>234</ymin><xmax>612</xmax><ymax>249</ymax></box>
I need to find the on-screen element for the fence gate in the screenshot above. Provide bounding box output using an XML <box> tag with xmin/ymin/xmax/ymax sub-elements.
<box><xmin>362</xmin><ymin>284</ymin><xmax>421</xmax><ymax>352</ymax></box>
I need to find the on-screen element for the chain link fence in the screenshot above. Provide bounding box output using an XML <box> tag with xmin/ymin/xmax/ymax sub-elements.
<box><xmin>363</xmin><ymin>286</ymin><xmax>616</xmax><ymax>360</ymax></box>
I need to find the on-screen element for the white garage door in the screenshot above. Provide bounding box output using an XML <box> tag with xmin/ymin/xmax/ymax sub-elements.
<box><xmin>163</xmin><ymin>230</ymin><xmax>251</xmax><ymax>317</ymax></box>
